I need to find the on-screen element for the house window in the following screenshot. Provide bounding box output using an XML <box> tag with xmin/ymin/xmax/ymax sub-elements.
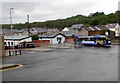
<box><xmin>11</xmin><ymin>42</ymin><xmax>13</xmax><ymax>46</ymax></box>
<box><xmin>4</xmin><ymin>42</ymin><xmax>6</xmax><ymax>46</ymax></box>
<box><xmin>8</xmin><ymin>42</ymin><xmax>10</xmax><ymax>47</ymax></box>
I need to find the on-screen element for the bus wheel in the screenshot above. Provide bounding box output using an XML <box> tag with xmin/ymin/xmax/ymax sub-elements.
<box><xmin>97</xmin><ymin>43</ymin><xmax>100</xmax><ymax>47</ymax></box>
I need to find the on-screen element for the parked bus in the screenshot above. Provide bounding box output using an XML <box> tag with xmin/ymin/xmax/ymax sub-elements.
<box><xmin>74</xmin><ymin>35</ymin><xmax>111</xmax><ymax>47</ymax></box>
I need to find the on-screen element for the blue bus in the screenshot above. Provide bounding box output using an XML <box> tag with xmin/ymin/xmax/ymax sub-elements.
<box><xmin>74</xmin><ymin>35</ymin><xmax>111</xmax><ymax>47</ymax></box>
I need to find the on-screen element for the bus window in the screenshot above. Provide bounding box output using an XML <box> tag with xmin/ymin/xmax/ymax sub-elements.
<box><xmin>96</xmin><ymin>38</ymin><xmax>105</xmax><ymax>41</ymax></box>
<box><xmin>90</xmin><ymin>38</ymin><xmax>95</xmax><ymax>41</ymax></box>
<box><xmin>78</xmin><ymin>38</ymin><xmax>83</xmax><ymax>41</ymax></box>
<box><xmin>82</xmin><ymin>38</ymin><xmax>88</xmax><ymax>41</ymax></box>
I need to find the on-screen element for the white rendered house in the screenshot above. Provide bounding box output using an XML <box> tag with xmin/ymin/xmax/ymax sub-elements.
<box><xmin>39</xmin><ymin>33</ymin><xmax>65</xmax><ymax>44</ymax></box>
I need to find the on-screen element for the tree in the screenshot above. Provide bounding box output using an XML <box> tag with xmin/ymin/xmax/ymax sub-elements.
<box><xmin>31</xmin><ymin>35</ymin><xmax>39</xmax><ymax>40</ymax></box>
<box><xmin>92</xmin><ymin>12</ymin><xmax>105</xmax><ymax>17</ymax></box>
<box><xmin>90</xmin><ymin>19</ymin><xmax>99</xmax><ymax>26</ymax></box>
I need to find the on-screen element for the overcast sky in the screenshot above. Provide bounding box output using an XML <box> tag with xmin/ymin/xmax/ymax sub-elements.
<box><xmin>1</xmin><ymin>0</ymin><xmax>120</xmax><ymax>24</ymax></box>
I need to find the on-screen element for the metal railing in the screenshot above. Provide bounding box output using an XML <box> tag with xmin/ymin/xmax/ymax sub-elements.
<box><xmin>6</xmin><ymin>49</ymin><xmax>22</xmax><ymax>56</ymax></box>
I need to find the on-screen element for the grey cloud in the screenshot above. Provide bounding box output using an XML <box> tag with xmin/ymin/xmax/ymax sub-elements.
<box><xmin>118</xmin><ymin>1</ymin><xmax>120</xmax><ymax>11</ymax></box>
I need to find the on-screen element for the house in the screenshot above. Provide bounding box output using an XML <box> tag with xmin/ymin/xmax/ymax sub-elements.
<box><xmin>4</xmin><ymin>35</ymin><xmax>32</xmax><ymax>47</ymax></box>
<box><xmin>106</xmin><ymin>23</ymin><xmax>120</xmax><ymax>37</ymax></box>
<box><xmin>61</xmin><ymin>26</ymin><xmax>88</xmax><ymax>43</ymax></box>
<box><xmin>70</xmin><ymin>24</ymin><xmax>88</xmax><ymax>36</ymax></box>
<box><xmin>39</xmin><ymin>33</ymin><xmax>65</xmax><ymax>44</ymax></box>
<box><xmin>84</xmin><ymin>25</ymin><xmax>115</xmax><ymax>39</ymax></box>
<box><xmin>61</xmin><ymin>24</ymin><xmax>88</xmax><ymax>36</ymax></box>
<box><xmin>84</xmin><ymin>25</ymin><xmax>108</xmax><ymax>36</ymax></box>
<box><xmin>78</xmin><ymin>27</ymin><xmax>88</xmax><ymax>36</ymax></box>
<box><xmin>61</xmin><ymin>27</ymin><xmax>74</xmax><ymax>37</ymax></box>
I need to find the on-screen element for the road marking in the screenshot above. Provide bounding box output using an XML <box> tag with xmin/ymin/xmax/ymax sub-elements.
<box><xmin>0</xmin><ymin>64</ymin><xmax>23</xmax><ymax>71</ymax></box>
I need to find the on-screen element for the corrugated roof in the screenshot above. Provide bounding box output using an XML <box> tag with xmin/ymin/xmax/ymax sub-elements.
<box><xmin>4</xmin><ymin>35</ymin><xmax>29</xmax><ymax>40</ymax></box>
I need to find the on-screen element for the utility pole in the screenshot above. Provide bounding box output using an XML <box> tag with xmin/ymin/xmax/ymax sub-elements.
<box><xmin>27</xmin><ymin>15</ymin><xmax>30</xmax><ymax>36</ymax></box>
<box><xmin>10</xmin><ymin>8</ymin><xmax>14</xmax><ymax>53</ymax></box>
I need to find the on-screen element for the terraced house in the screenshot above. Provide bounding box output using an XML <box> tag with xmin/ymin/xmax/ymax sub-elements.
<box><xmin>106</xmin><ymin>23</ymin><xmax>120</xmax><ymax>38</ymax></box>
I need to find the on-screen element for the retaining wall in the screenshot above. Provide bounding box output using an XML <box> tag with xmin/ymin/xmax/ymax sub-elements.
<box><xmin>26</xmin><ymin>40</ymin><xmax>50</xmax><ymax>47</ymax></box>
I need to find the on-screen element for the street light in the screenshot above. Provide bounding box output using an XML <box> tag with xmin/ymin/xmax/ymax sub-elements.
<box><xmin>10</xmin><ymin>8</ymin><xmax>14</xmax><ymax>53</ymax></box>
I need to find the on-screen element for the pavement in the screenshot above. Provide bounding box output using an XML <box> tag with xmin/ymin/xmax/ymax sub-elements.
<box><xmin>22</xmin><ymin>44</ymin><xmax>72</xmax><ymax>52</ymax></box>
<box><xmin>47</xmin><ymin>44</ymin><xmax>72</xmax><ymax>49</ymax></box>
<box><xmin>21</xmin><ymin>47</ymin><xmax>54</xmax><ymax>52</ymax></box>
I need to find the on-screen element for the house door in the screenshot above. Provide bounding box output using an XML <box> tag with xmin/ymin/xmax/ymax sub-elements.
<box><xmin>57</xmin><ymin>37</ymin><xmax>62</xmax><ymax>44</ymax></box>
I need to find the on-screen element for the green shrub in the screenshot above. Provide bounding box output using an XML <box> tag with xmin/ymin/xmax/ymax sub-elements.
<box><xmin>32</xmin><ymin>35</ymin><xmax>39</xmax><ymax>40</ymax></box>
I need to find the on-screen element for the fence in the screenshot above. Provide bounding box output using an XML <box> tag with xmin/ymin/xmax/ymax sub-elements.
<box><xmin>6</xmin><ymin>49</ymin><xmax>22</xmax><ymax>56</ymax></box>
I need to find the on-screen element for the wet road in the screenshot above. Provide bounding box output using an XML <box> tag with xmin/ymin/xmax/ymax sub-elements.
<box><xmin>2</xmin><ymin>45</ymin><xmax>118</xmax><ymax>81</ymax></box>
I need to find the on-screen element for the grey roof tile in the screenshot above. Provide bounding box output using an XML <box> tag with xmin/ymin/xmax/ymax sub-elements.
<box><xmin>71</xmin><ymin>24</ymin><xmax>83</xmax><ymax>29</ymax></box>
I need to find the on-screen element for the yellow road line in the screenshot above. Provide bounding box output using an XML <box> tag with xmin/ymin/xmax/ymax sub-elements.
<box><xmin>0</xmin><ymin>64</ymin><xmax>23</xmax><ymax>71</ymax></box>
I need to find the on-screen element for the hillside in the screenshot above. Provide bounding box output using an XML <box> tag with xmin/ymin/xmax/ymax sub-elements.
<box><xmin>2</xmin><ymin>11</ymin><xmax>120</xmax><ymax>29</ymax></box>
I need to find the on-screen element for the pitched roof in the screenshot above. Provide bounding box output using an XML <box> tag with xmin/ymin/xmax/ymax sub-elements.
<box><xmin>62</xmin><ymin>27</ymin><xmax>70</xmax><ymax>31</ymax></box>
<box><xmin>4</xmin><ymin>35</ymin><xmax>30</xmax><ymax>40</ymax></box>
<box><xmin>39</xmin><ymin>33</ymin><xmax>65</xmax><ymax>38</ymax></box>
<box><xmin>46</xmin><ymin>28</ymin><xmax>59</xmax><ymax>32</ymax></box>
<box><xmin>106</xmin><ymin>23</ymin><xmax>118</xmax><ymax>28</ymax></box>
<box><xmin>30</xmin><ymin>28</ymin><xmax>46</xmax><ymax>33</ymax></box>
<box><xmin>13</xmin><ymin>29</ymin><xmax>24</xmax><ymax>33</ymax></box>
<box><xmin>1</xmin><ymin>28</ymin><xmax>18</xmax><ymax>35</ymax></box>
<box><xmin>71</xmin><ymin>24</ymin><xmax>83</xmax><ymax>29</ymax></box>
<box><xmin>84</xmin><ymin>25</ymin><xmax>108</xmax><ymax>31</ymax></box>
<box><xmin>29</xmin><ymin>28</ymin><xmax>59</xmax><ymax>33</ymax></box>
<box><xmin>84</xmin><ymin>27</ymin><xmax>94</xmax><ymax>31</ymax></box>
<box><xmin>96</xmin><ymin>25</ymin><xmax>108</xmax><ymax>30</ymax></box>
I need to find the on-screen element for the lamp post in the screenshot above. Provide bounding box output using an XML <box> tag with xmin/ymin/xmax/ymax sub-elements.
<box><xmin>10</xmin><ymin>8</ymin><xmax>14</xmax><ymax>53</ymax></box>
<box><xmin>27</xmin><ymin>14</ymin><xmax>30</xmax><ymax>36</ymax></box>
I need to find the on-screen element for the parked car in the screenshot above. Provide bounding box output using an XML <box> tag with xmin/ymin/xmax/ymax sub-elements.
<box><xmin>18</xmin><ymin>43</ymin><xmax>35</xmax><ymax>48</ymax></box>
<box><xmin>25</xmin><ymin>43</ymin><xmax>35</xmax><ymax>48</ymax></box>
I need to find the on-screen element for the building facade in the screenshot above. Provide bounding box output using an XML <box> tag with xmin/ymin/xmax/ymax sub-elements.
<box><xmin>39</xmin><ymin>33</ymin><xmax>65</xmax><ymax>44</ymax></box>
<box><xmin>4</xmin><ymin>36</ymin><xmax>32</xmax><ymax>47</ymax></box>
